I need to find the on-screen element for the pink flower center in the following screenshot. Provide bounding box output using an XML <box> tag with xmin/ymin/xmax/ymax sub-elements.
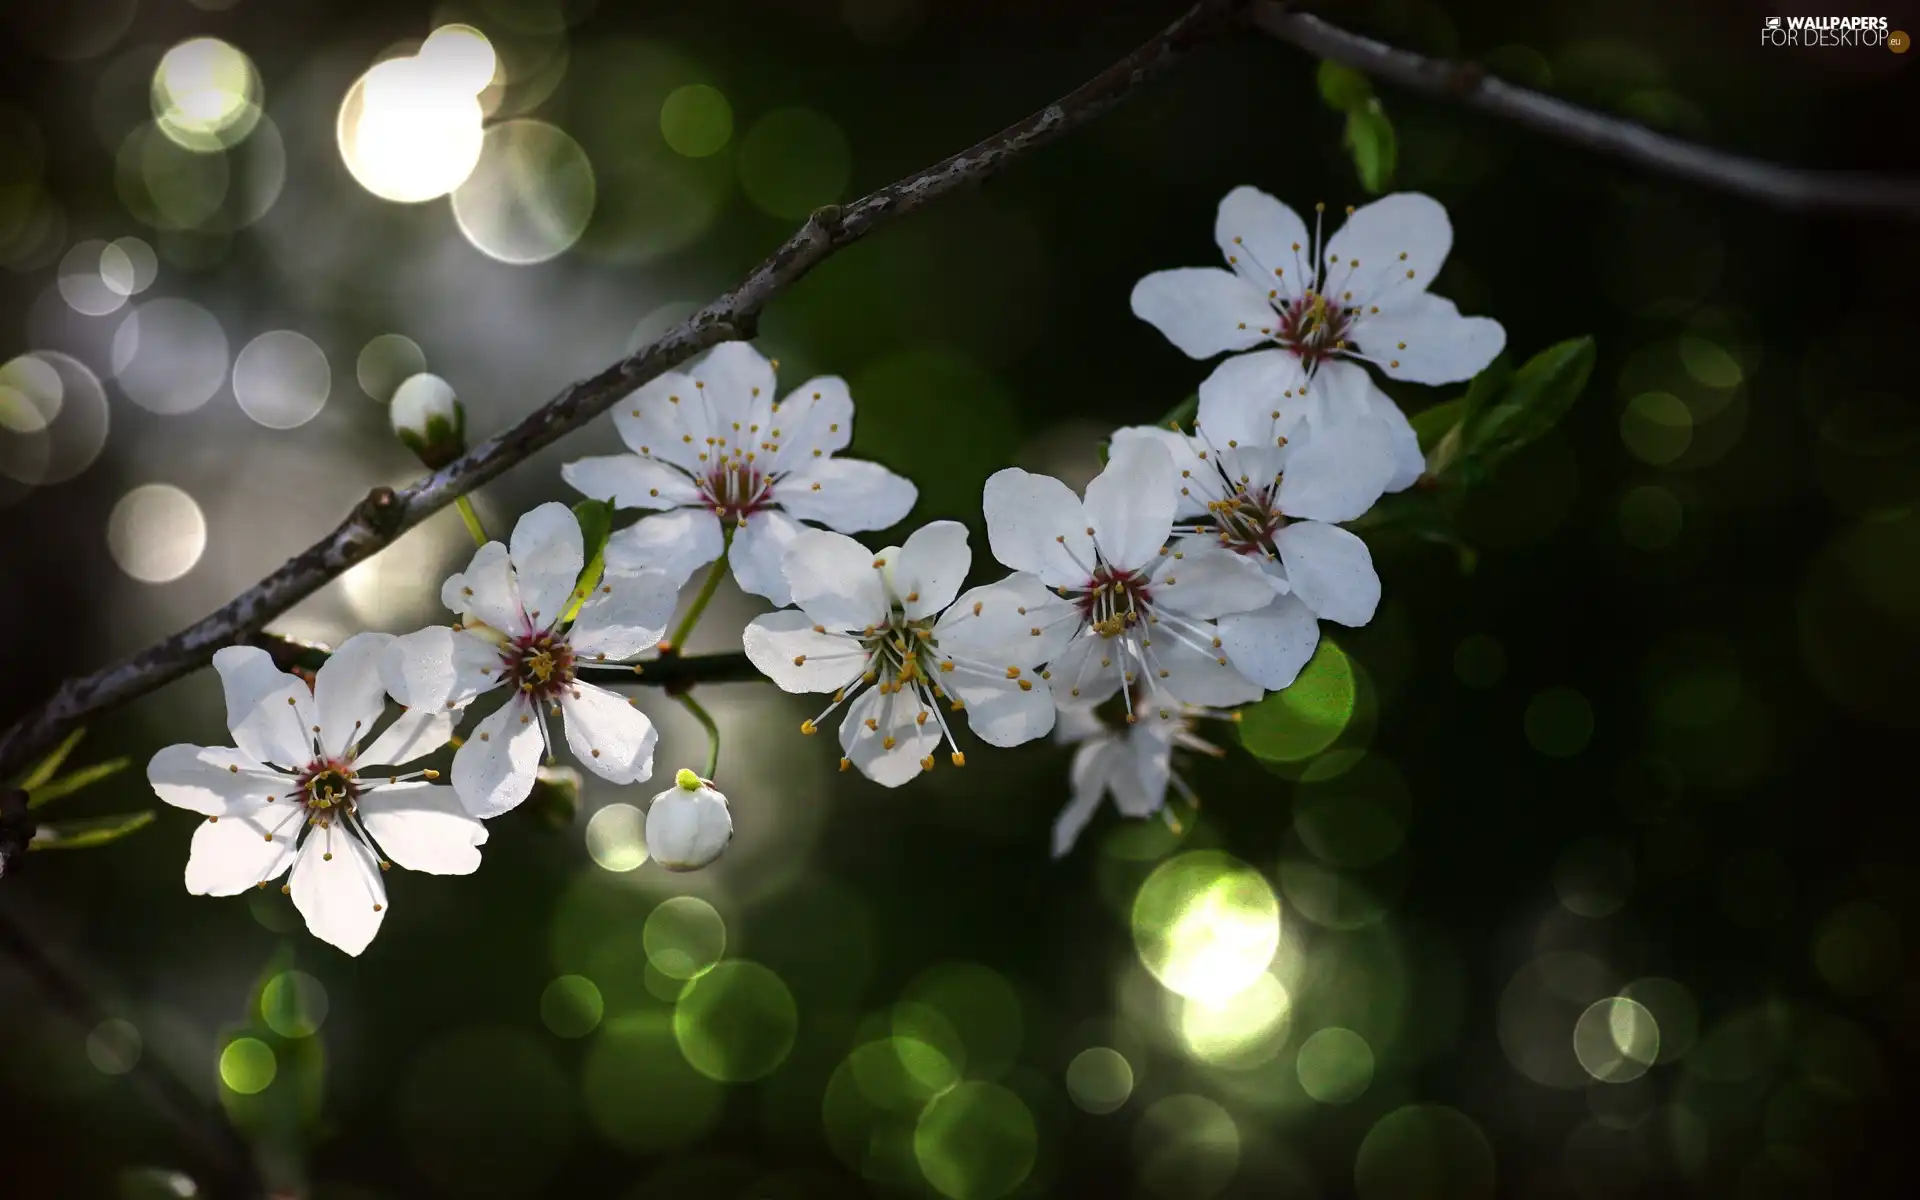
<box><xmin>294</xmin><ymin>759</ymin><xmax>358</xmax><ymax>823</ymax></box>
<box><xmin>504</xmin><ymin>631</ymin><xmax>575</xmax><ymax>699</ymax></box>
<box><xmin>1273</xmin><ymin>290</ymin><xmax>1353</xmax><ymax>366</ymax></box>
<box><xmin>1078</xmin><ymin>565</ymin><xmax>1153</xmax><ymax>638</ymax></box>
<box><xmin>700</xmin><ymin>462</ymin><xmax>774</xmax><ymax>523</ymax></box>
<box><xmin>1206</xmin><ymin>487</ymin><xmax>1286</xmax><ymax>558</ymax></box>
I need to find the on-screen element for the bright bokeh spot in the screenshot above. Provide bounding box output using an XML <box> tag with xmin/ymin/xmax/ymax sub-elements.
<box><xmin>338</xmin><ymin>41</ymin><xmax>491</xmax><ymax>203</ymax></box>
<box><xmin>584</xmin><ymin>802</ymin><xmax>646</xmax><ymax>871</ymax></box>
<box><xmin>1135</xmin><ymin>1094</ymin><xmax>1240</xmax><ymax>1199</ymax></box>
<box><xmin>260</xmin><ymin>970</ymin><xmax>329</xmax><ymax>1038</ymax></box>
<box><xmin>218</xmin><ymin>1037</ymin><xmax>275</xmax><ymax>1095</ymax></box>
<box><xmin>1298</xmin><ymin>1027</ymin><xmax>1375</xmax><ymax>1104</ymax></box>
<box><xmin>420</xmin><ymin>24</ymin><xmax>499</xmax><ymax>94</ymax></box>
<box><xmin>643</xmin><ymin>895</ymin><xmax>726</xmax><ymax>979</ymax></box>
<box><xmin>1237</xmin><ymin>639</ymin><xmax>1356</xmax><ymax>762</ymax></box>
<box><xmin>1132</xmin><ymin>851</ymin><xmax>1281</xmax><ymax>1003</ymax></box>
<box><xmin>356</xmin><ymin>333</ymin><xmax>427</xmax><ymax>402</ymax></box>
<box><xmin>152</xmin><ymin>38</ymin><xmax>262</xmax><ymax>152</ymax></box>
<box><xmin>1176</xmin><ymin>972</ymin><xmax>1292</xmax><ymax>1068</ymax></box>
<box><xmin>1354</xmin><ymin>1105</ymin><xmax>1496</xmax><ymax>1200</ymax></box>
<box><xmin>58</xmin><ymin>239</ymin><xmax>130</xmax><ymax>316</ymax></box>
<box><xmin>112</xmin><ymin>297</ymin><xmax>229</xmax><ymax>415</ymax></box>
<box><xmin>823</xmin><ymin>1038</ymin><xmax>956</xmax><ymax>1187</ymax></box>
<box><xmin>672</xmin><ymin>960</ymin><xmax>797</xmax><ymax>1082</ymax></box>
<box><xmin>660</xmin><ymin>84</ymin><xmax>733</xmax><ymax>157</ymax></box>
<box><xmin>1573</xmin><ymin>996</ymin><xmax>1660</xmax><ymax>1083</ymax></box>
<box><xmin>103</xmin><ymin>236</ymin><xmax>158</xmax><ymax>296</ymax></box>
<box><xmin>539</xmin><ymin>974</ymin><xmax>604</xmax><ymax>1038</ymax></box>
<box><xmin>232</xmin><ymin>329</ymin><xmax>330</xmax><ymax>429</ymax></box>
<box><xmin>452</xmin><ymin>119</ymin><xmax>595</xmax><ymax>263</ymax></box>
<box><xmin>1065</xmin><ymin>1046</ymin><xmax>1133</xmax><ymax>1114</ymax></box>
<box><xmin>914</xmin><ymin>1081</ymin><xmax>1038</xmax><ymax>1200</ymax></box>
<box><xmin>108</xmin><ymin>484</ymin><xmax>206</xmax><ymax>583</ymax></box>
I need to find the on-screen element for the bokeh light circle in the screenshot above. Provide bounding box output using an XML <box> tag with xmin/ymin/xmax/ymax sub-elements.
<box><xmin>218</xmin><ymin>1037</ymin><xmax>276</xmax><ymax>1095</ymax></box>
<box><xmin>672</xmin><ymin>960</ymin><xmax>797</xmax><ymax>1082</ymax></box>
<box><xmin>1237</xmin><ymin>639</ymin><xmax>1356</xmax><ymax>761</ymax></box>
<box><xmin>1573</xmin><ymin>996</ymin><xmax>1660</xmax><ymax>1083</ymax></box>
<box><xmin>1354</xmin><ymin>1104</ymin><xmax>1496</xmax><ymax>1200</ymax></box>
<box><xmin>259</xmin><ymin>970</ymin><xmax>329</xmax><ymax>1038</ymax></box>
<box><xmin>112</xmin><ymin>297</ymin><xmax>229</xmax><ymax>414</ymax></box>
<box><xmin>420</xmin><ymin>24</ymin><xmax>500</xmax><ymax>94</ymax></box>
<box><xmin>452</xmin><ymin>120</ymin><xmax>595</xmax><ymax>264</ymax></box>
<box><xmin>1175</xmin><ymin>972</ymin><xmax>1292</xmax><ymax>1069</ymax></box>
<box><xmin>913</xmin><ymin>1081</ymin><xmax>1037</xmax><ymax>1200</ymax></box>
<box><xmin>87</xmin><ymin>1018</ymin><xmax>142</xmax><ymax>1075</ymax></box>
<box><xmin>1132</xmin><ymin>851</ymin><xmax>1280</xmax><ymax>1003</ymax></box>
<box><xmin>1298</xmin><ymin>1026</ymin><xmax>1375</xmax><ymax>1104</ymax></box>
<box><xmin>1</xmin><ymin>351</ymin><xmax>110</xmax><ymax>486</ymax></box>
<box><xmin>233</xmin><ymin>330</ymin><xmax>330</xmax><ymax>429</ymax></box>
<box><xmin>1293</xmin><ymin>754</ymin><xmax>1411</xmax><ymax>868</ymax></box>
<box><xmin>7</xmin><ymin>0</ymin><xmax>136</xmax><ymax>63</ymax></box>
<box><xmin>1552</xmin><ymin>835</ymin><xmax>1636</xmax><ymax>918</ymax></box>
<box><xmin>356</xmin><ymin>333</ymin><xmax>428</xmax><ymax>402</ymax></box>
<box><xmin>660</xmin><ymin>84</ymin><xmax>733</xmax><ymax>157</ymax></box>
<box><xmin>1134</xmin><ymin>1094</ymin><xmax>1239</xmax><ymax>1199</ymax></box>
<box><xmin>1065</xmin><ymin>1046</ymin><xmax>1133</xmax><ymax>1114</ymax></box>
<box><xmin>152</xmin><ymin>38</ymin><xmax>262</xmax><ymax>152</ymax></box>
<box><xmin>338</xmin><ymin>56</ymin><xmax>486</xmax><ymax>203</ymax></box>
<box><xmin>582</xmin><ymin>1012</ymin><xmax>723</xmax><ymax>1153</ymax></box>
<box><xmin>738</xmin><ymin>107</ymin><xmax>850</xmax><ymax>219</ymax></box>
<box><xmin>539</xmin><ymin>974</ymin><xmax>604</xmax><ymax>1038</ymax></box>
<box><xmin>104</xmin><ymin>236</ymin><xmax>158</xmax><ymax>295</ymax></box>
<box><xmin>584</xmin><ymin>802</ymin><xmax>646</xmax><ymax>871</ymax></box>
<box><xmin>903</xmin><ymin>963</ymin><xmax>1025</xmax><ymax>1081</ymax></box>
<box><xmin>108</xmin><ymin>484</ymin><xmax>207</xmax><ymax>583</ymax></box>
<box><xmin>644</xmin><ymin>895</ymin><xmax>727</xmax><ymax>979</ymax></box>
<box><xmin>58</xmin><ymin>240</ymin><xmax>130</xmax><ymax>316</ymax></box>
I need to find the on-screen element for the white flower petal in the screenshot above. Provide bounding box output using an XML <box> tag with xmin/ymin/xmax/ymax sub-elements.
<box><xmin>509</xmin><ymin>502</ymin><xmax>585</xmax><ymax>634</ymax></box>
<box><xmin>1276</xmin><ymin>521</ymin><xmax>1380</xmax><ymax>627</ymax></box>
<box><xmin>1053</xmin><ymin>705</ymin><xmax>1105</xmax><ymax>745</ymax></box>
<box><xmin>1148</xmin><ymin>547</ymin><xmax>1274</xmax><ymax>619</ymax></box>
<box><xmin>147</xmin><ymin>744</ymin><xmax>288</xmax><ymax>816</ymax></box>
<box><xmin>356</xmin><ymin>708</ymin><xmax>455</xmax><ymax>771</ymax></box>
<box><xmin>1046</xmin><ymin>630</ymin><xmax>1122</xmax><ymax>707</ymax></box>
<box><xmin>381</xmin><ymin>625</ymin><xmax>504</xmax><ymax>715</ymax></box>
<box><xmin>1360</xmin><ymin>382</ymin><xmax>1427</xmax><ymax>492</ymax></box>
<box><xmin>1152</xmin><ymin>620</ymin><xmax>1263</xmax><ymax>707</ymax></box>
<box><xmin>1117</xmin><ymin>721</ymin><xmax>1178</xmax><ymax>818</ymax></box>
<box><xmin>289</xmin><ymin>829</ymin><xmax>387</xmax><ymax>956</ymax></box>
<box><xmin>837</xmin><ymin>687</ymin><xmax>936</xmax><ymax>788</ymax></box>
<box><xmin>1358</xmin><ymin>292</ymin><xmax>1505</xmax><ymax>388</ymax></box>
<box><xmin>646</xmin><ymin>782</ymin><xmax>733</xmax><ymax>871</ymax></box>
<box><xmin>776</xmin><ymin>457</ymin><xmax>917</xmax><ymax>533</ymax></box>
<box><xmin>211</xmin><ymin>646</ymin><xmax>312</xmax><ymax>768</ymax></box>
<box><xmin>451</xmin><ymin>695</ymin><xmax>544</xmax><ymax>818</ymax></box>
<box><xmin>613</xmin><ymin>371</ymin><xmax>703</xmax><ymax>472</ymax></box>
<box><xmin>946</xmin><ymin>670</ymin><xmax>1056</xmax><ymax>748</ymax></box>
<box><xmin>312</xmin><ymin>631</ymin><xmax>394</xmax><ymax>759</ymax></box>
<box><xmin>743</xmin><ymin>610</ymin><xmax>869</xmax><ymax>694</ymax></box>
<box><xmin>1218</xmin><ymin>594</ymin><xmax>1322</xmax><ymax>690</ymax></box>
<box><xmin>783</xmin><ymin>527</ymin><xmax>889</xmax><ymax>632</ymax></box>
<box><xmin>441</xmin><ymin>541</ymin><xmax>524</xmax><ymax>635</ymax></box>
<box><xmin>1112</xmin><ymin>426</ymin><xmax>1211</xmax><ymax>519</ymax></box>
<box><xmin>183</xmin><ymin>805</ymin><xmax>300</xmax><ymax>896</ymax></box>
<box><xmin>561</xmin><ymin>454</ymin><xmax>702</xmax><ymax>511</ymax></box>
<box><xmin>1197</xmin><ymin>349</ymin><xmax>1310</xmax><ymax>448</ymax></box>
<box><xmin>688</xmin><ymin>341</ymin><xmax>778</xmax><ymax>433</ymax></box>
<box><xmin>602</xmin><ymin>508</ymin><xmax>727</xmax><ymax>587</ymax></box>
<box><xmin>981</xmin><ymin>468</ymin><xmax>1095</xmax><ymax>589</ymax></box>
<box><xmin>1214</xmin><ymin>185</ymin><xmax>1315</xmax><ymax>294</ymax></box>
<box><xmin>935</xmin><ymin>574</ymin><xmax>1079</xmax><ymax>669</ymax></box>
<box><xmin>892</xmin><ymin>520</ymin><xmax>970</xmax><ymax>621</ymax></box>
<box><xmin>1273</xmin><ymin>365</ymin><xmax>1400</xmax><ymax>521</ymax></box>
<box><xmin>728</xmin><ymin>507</ymin><xmax>805</xmax><ymax>605</ymax></box>
<box><xmin>771</xmin><ymin>376</ymin><xmax>854</xmax><ymax>473</ymax></box>
<box><xmin>1052</xmin><ymin>741</ymin><xmax>1115</xmax><ymax>858</ymax></box>
<box><xmin>561</xmin><ymin>682</ymin><xmax>657</xmax><ymax>784</ymax></box>
<box><xmin>1323</xmin><ymin>191</ymin><xmax>1452</xmax><ymax>310</ymax></box>
<box><xmin>358</xmin><ymin>782</ymin><xmax>485</xmax><ymax>875</ymax></box>
<box><xmin>1085</xmin><ymin>436</ymin><xmax>1177</xmax><ymax>572</ymax></box>
<box><xmin>569</xmin><ymin>568</ymin><xmax>678</xmax><ymax>661</ymax></box>
<box><xmin>1130</xmin><ymin>268</ymin><xmax>1275</xmax><ymax>359</ymax></box>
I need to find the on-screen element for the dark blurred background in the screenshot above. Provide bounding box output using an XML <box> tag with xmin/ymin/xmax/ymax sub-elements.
<box><xmin>4</xmin><ymin>0</ymin><xmax>1919</xmax><ymax>1196</ymax></box>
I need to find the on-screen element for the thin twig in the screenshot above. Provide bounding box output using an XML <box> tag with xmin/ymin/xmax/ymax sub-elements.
<box><xmin>243</xmin><ymin>631</ymin><xmax>758</xmax><ymax>691</ymax></box>
<box><xmin>1252</xmin><ymin>3</ymin><xmax>1920</xmax><ymax>219</ymax></box>
<box><xmin>0</xmin><ymin>0</ymin><xmax>1248</xmax><ymax>789</ymax></box>
<box><xmin>0</xmin><ymin>906</ymin><xmax>268</xmax><ymax>1198</ymax></box>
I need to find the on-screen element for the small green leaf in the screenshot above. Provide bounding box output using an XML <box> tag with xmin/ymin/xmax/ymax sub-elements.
<box><xmin>1158</xmin><ymin>393</ymin><xmax>1198</xmax><ymax>431</ymax></box>
<box><xmin>27</xmin><ymin>757</ymin><xmax>131</xmax><ymax>808</ymax></box>
<box><xmin>1410</xmin><ymin>398</ymin><xmax>1465</xmax><ymax>455</ymax></box>
<box><xmin>1450</xmin><ymin>336</ymin><xmax>1597</xmax><ymax>484</ymax></box>
<box><xmin>16</xmin><ymin>727</ymin><xmax>86</xmax><ymax>790</ymax></box>
<box><xmin>1317</xmin><ymin>61</ymin><xmax>1374</xmax><ymax>111</ymax></box>
<box><xmin>564</xmin><ymin>498</ymin><xmax>614</xmax><ymax>622</ymax></box>
<box><xmin>1343</xmin><ymin>102</ymin><xmax>1397</xmax><ymax>194</ymax></box>
<box><xmin>30</xmin><ymin>809</ymin><xmax>155</xmax><ymax>850</ymax></box>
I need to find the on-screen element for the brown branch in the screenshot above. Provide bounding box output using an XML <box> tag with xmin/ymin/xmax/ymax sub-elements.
<box><xmin>1254</xmin><ymin>3</ymin><xmax>1920</xmax><ymax>219</ymax></box>
<box><xmin>0</xmin><ymin>0</ymin><xmax>1250</xmax><ymax>786</ymax></box>
<box><xmin>243</xmin><ymin>632</ymin><xmax>759</xmax><ymax>692</ymax></box>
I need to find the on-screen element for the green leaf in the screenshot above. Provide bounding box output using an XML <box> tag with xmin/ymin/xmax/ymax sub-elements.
<box><xmin>30</xmin><ymin>809</ymin><xmax>155</xmax><ymax>850</ymax></box>
<box><xmin>1410</xmin><ymin>398</ymin><xmax>1465</xmax><ymax>455</ymax></box>
<box><xmin>564</xmin><ymin>498</ymin><xmax>614</xmax><ymax>622</ymax></box>
<box><xmin>1317</xmin><ymin>61</ymin><xmax>1374</xmax><ymax>111</ymax></box>
<box><xmin>1343</xmin><ymin>102</ymin><xmax>1397</xmax><ymax>194</ymax></box>
<box><xmin>1158</xmin><ymin>393</ymin><xmax>1198</xmax><ymax>431</ymax></box>
<box><xmin>1450</xmin><ymin>337</ymin><xmax>1597</xmax><ymax>484</ymax></box>
<box><xmin>27</xmin><ymin>757</ymin><xmax>131</xmax><ymax>808</ymax></box>
<box><xmin>16</xmin><ymin>727</ymin><xmax>85</xmax><ymax>790</ymax></box>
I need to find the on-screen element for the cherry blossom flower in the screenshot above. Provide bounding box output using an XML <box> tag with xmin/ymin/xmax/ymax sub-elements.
<box><xmin>145</xmin><ymin>636</ymin><xmax>484</xmax><ymax>956</ymax></box>
<box><xmin>1110</xmin><ymin>419</ymin><xmax>1379</xmax><ymax>690</ymax></box>
<box><xmin>1132</xmin><ymin>187</ymin><xmax>1505</xmax><ymax>491</ymax></box>
<box><xmin>743</xmin><ymin>520</ymin><xmax>1067</xmax><ymax>786</ymax></box>
<box><xmin>383</xmin><ymin>503</ymin><xmax>679</xmax><ymax>818</ymax></box>
<box><xmin>646</xmin><ymin>769</ymin><xmax>733</xmax><ymax>871</ymax></box>
<box><xmin>561</xmin><ymin>341</ymin><xmax>916</xmax><ymax>605</ymax></box>
<box><xmin>1049</xmin><ymin>695</ymin><xmax>1226</xmax><ymax>858</ymax></box>
<box><xmin>980</xmin><ymin>437</ymin><xmax>1273</xmax><ymax>715</ymax></box>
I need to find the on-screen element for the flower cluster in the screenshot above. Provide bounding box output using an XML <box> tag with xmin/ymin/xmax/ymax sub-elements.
<box><xmin>146</xmin><ymin>188</ymin><xmax>1500</xmax><ymax>952</ymax></box>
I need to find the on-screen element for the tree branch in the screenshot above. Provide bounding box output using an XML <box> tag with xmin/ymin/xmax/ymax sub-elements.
<box><xmin>243</xmin><ymin>632</ymin><xmax>759</xmax><ymax>692</ymax></box>
<box><xmin>1253</xmin><ymin>3</ymin><xmax>1920</xmax><ymax>219</ymax></box>
<box><xmin>0</xmin><ymin>0</ymin><xmax>1250</xmax><ymax>785</ymax></box>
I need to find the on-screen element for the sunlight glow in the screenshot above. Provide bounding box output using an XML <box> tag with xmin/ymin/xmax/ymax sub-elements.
<box><xmin>337</xmin><ymin>28</ymin><xmax>497</xmax><ymax>203</ymax></box>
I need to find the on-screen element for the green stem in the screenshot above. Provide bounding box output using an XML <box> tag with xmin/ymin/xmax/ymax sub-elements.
<box><xmin>677</xmin><ymin>693</ymin><xmax>721</xmax><ymax>781</ymax></box>
<box><xmin>665</xmin><ymin>527</ymin><xmax>734</xmax><ymax>653</ymax></box>
<box><xmin>455</xmin><ymin>495</ymin><xmax>489</xmax><ymax>547</ymax></box>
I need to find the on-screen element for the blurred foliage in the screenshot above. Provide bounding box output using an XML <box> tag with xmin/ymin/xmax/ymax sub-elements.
<box><xmin>1317</xmin><ymin>61</ymin><xmax>1397</xmax><ymax>193</ymax></box>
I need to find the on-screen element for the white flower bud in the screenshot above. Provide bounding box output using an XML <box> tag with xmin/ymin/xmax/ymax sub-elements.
<box><xmin>390</xmin><ymin>372</ymin><xmax>465</xmax><ymax>468</ymax></box>
<box><xmin>646</xmin><ymin>769</ymin><xmax>732</xmax><ymax>871</ymax></box>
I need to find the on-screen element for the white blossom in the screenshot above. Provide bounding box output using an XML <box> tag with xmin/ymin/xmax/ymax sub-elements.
<box><xmin>1050</xmin><ymin>696</ymin><xmax>1225</xmax><ymax>858</ymax></box>
<box><xmin>979</xmin><ymin>437</ymin><xmax>1273</xmax><ymax>716</ymax></box>
<box><xmin>1110</xmin><ymin>421</ymin><xmax>1379</xmax><ymax>690</ymax></box>
<box><xmin>561</xmin><ymin>341</ymin><xmax>916</xmax><ymax>606</ymax></box>
<box><xmin>383</xmin><ymin>502</ymin><xmax>679</xmax><ymax>819</ymax></box>
<box><xmin>146</xmin><ymin>636</ymin><xmax>485</xmax><ymax>956</ymax></box>
<box><xmin>646</xmin><ymin>769</ymin><xmax>733</xmax><ymax>871</ymax></box>
<box><xmin>389</xmin><ymin>373</ymin><xmax>464</xmax><ymax>468</ymax></box>
<box><xmin>1132</xmin><ymin>187</ymin><xmax>1505</xmax><ymax>492</ymax></box>
<box><xmin>743</xmin><ymin>520</ymin><xmax>1065</xmax><ymax>786</ymax></box>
